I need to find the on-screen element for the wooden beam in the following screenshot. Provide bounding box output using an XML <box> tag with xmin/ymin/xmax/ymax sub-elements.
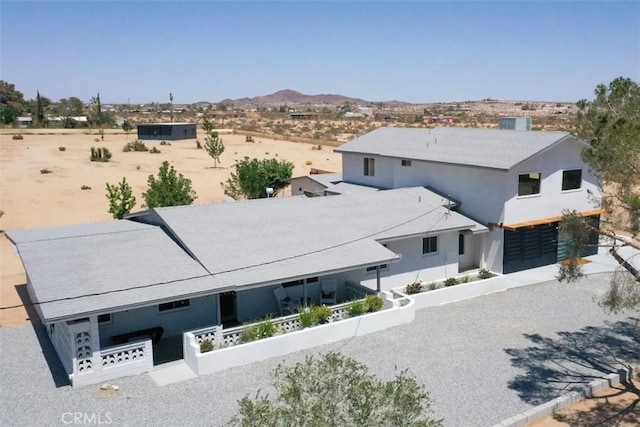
<box><xmin>490</xmin><ymin>208</ymin><xmax>606</xmax><ymax>231</ymax></box>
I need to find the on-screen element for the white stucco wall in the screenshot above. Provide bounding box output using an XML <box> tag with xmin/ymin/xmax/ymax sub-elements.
<box><xmin>98</xmin><ymin>295</ymin><xmax>217</xmax><ymax>347</ymax></box>
<box><xmin>504</xmin><ymin>138</ymin><xmax>601</xmax><ymax>224</ymax></box>
<box><xmin>342</xmin><ymin>152</ymin><xmax>507</xmax><ymax>225</ymax></box>
<box><xmin>290</xmin><ymin>176</ymin><xmax>328</xmax><ymax>196</ymax></box>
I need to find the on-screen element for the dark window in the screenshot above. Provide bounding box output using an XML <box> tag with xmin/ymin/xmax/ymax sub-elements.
<box><xmin>282</xmin><ymin>277</ymin><xmax>318</xmax><ymax>288</ymax></box>
<box><xmin>183</xmin><ymin>129</ymin><xmax>187</xmax><ymax>135</ymax></box>
<box><xmin>98</xmin><ymin>313</ymin><xmax>111</xmax><ymax>323</ymax></box>
<box><xmin>401</xmin><ymin>159</ymin><xmax>412</xmax><ymax>167</ymax></box>
<box><xmin>518</xmin><ymin>172</ymin><xmax>541</xmax><ymax>196</ymax></box>
<box><xmin>458</xmin><ymin>234</ymin><xmax>465</xmax><ymax>255</ymax></box>
<box><xmin>158</xmin><ymin>299</ymin><xmax>190</xmax><ymax>312</ymax></box>
<box><xmin>422</xmin><ymin>236</ymin><xmax>438</xmax><ymax>254</ymax></box>
<box><xmin>562</xmin><ymin>169</ymin><xmax>582</xmax><ymax>191</ymax></box>
<box><xmin>364</xmin><ymin>157</ymin><xmax>375</xmax><ymax>176</ymax></box>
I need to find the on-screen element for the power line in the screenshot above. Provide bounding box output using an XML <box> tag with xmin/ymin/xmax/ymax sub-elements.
<box><xmin>1</xmin><ymin>203</ymin><xmax>447</xmax><ymax>311</ymax></box>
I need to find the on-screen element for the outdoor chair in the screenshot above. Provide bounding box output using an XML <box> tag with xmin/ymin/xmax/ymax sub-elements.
<box><xmin>320</xmin><ymin>280</ymin><xmax>337</xmax><ymax>305</ymax></box>
<box><xmin>274</xmin><ymin>286</ymin><xmax>294</xmax><ymax>316</ymax></box>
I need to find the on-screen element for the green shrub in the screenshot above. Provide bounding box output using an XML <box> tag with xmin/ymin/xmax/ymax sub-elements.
<box><xmin>346</xmin><ymin>300</ymin><xmax>367</xmax><ymax>317</ymax></box>
<box><xmin>311</xmin><ymin>305</ymin><xmax>333</xmax><ymax>323</ymax></box>
<box><xmin>299</xmin><ymin>307</ymin><xmax>319</xmax><ymax>328</ymax></box>
<box><xmin>12</xmin><ymin>134</ymin><xmax>23</xmax><ymax>140</ymax></box>
<box><xmin>405</xmin><ymin>281</ymin><xmax>424</xmax><ymax>295</ymax></box>
<box><xmin>149</xmin><ymin>146</ymin><xmax>161</xmax><ymax>154</ymax></box>
<box><xmin>478</xmin><ymin>268</ymin><xmax>494</xmax><ymax>280</ymax></box>
<box><xmin>58</xmin><ymin>146</ymin><xmax>66</xmax><ymax>151</ymax></box>
<box><xmin>460</xmin><ymin>275</ymin><xmax>470</xmax><ymax>284</ymax></box>
<box><xmin>427</xmin><ymin>282</ymin><xmax>438</xmax><ymax>291</ymax></box>
<box><xmin>80</xmin><ymin>185</ymin><xmax>91</xmax><ymax>190</ymax></box>
<box><xmin>123</xmin><ymin>140</ymin><xmax>148</xmax><ymax>152</ymax></box>
<box><xmin>90</xmin><ymin>147</ymin><xmax>112</xmax><ymax>162</ymax></box>
<box><xmin>200</xmin><ymin>339</ymin><xmax>214</xmax><ymax>353</ymax></box>
<box><xmin>255</xmin><ymin>317</ymin><xmax>278</xmax><ymax>339</ymax></box>
<box><xmin>365</xmin><ymin>295</ymin><xmax>384</xmax><ymax>312</ymax></box>
<box><xmin>239</xmin><ymin>325</ymin><xmax>259</xmax><ymax>343</ymax></box>
<box><xmin>159</xmin><ymin>140</ymin><xmax>170</xmax><ymax>146</ymax></box>
<box><xmin>444</xmin><ymin>277</ymin><xmax>459</xmax><ymax>287</ymax></box>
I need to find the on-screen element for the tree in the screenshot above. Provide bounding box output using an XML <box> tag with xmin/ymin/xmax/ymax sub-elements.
<box><xmin>142</xmin><ymin>161</ymin><xmax>197</xmax><ymax>208</ymax></box>
<box><xmin>222</xmin><ymin>157</ymin><xmax>294</xmax><ymax>199</ymax></box>
<box><xmin>106</xmin><ymin>177</ymin><xmax>136</xmax><ymax>219</ymax></box>
<box><xmin>228</xmin><ymin>352</ymin><xmax>442</xmax><ymax>427</ymax></box>
<box><xmin>122</xmin><ymin>120</ymin><xmax>134</xmax><ymax>139</ymax></box>
<box><xmin>201</xmin><ymin>116</ymin><xmax>214</xmax><ymax>133</ymax></box>
<box><xmin>0</xmin><ymin>80</ymin><xmax>27</xmax><ymax>124</ymax></box>
<box><xmin>558</xmin><ymin>77</ymin><xmax>640</xmax><ymax>312</ymax></box>
<box><xmin>36</xmin><ymin>91</ymin><xmax>44</xmax><ymax>126</ymax></box>
<box><xmin>204</xmin><ymin>131</ymin><xmax>224</xmax><ymax>168</ymax></box>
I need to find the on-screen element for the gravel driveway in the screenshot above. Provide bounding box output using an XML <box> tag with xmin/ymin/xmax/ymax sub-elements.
<box><xmin>1</xmin><ymin>273</ymin><xmax>638</xmax><ymax>426</ymax></box>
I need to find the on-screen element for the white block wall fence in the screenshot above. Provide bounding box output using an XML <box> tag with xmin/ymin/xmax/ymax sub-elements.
<box><xmin>183</xmin><ymin>293</ymin><xmax>415</xmax><ymax>376</ymax></box>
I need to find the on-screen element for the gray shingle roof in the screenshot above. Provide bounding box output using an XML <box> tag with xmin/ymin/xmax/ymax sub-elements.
<box><xmin>335</xmin><ymin>127</ymin><xmax>574</xmax><ymax>170</ymax></box>
<box><xmin>9</xmin><ymin>225</ymin><xmax>221</xmax><ymax>322</ymax></box>
<box><xmin>152</xmin><ymin>187</ymin><xmax>486</xmax><ymax>284</ymax></box>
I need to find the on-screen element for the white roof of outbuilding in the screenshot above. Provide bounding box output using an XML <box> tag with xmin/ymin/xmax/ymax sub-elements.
<box><xmin>335</xmin><ymin>127</ymin><xmax>577</xmax><ymax>170</ymax></box>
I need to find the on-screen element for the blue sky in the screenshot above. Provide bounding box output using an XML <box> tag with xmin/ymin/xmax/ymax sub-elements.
<box><xmin>2</xmin><ymin>1</ymin><xmax>639</xmax><ymax>104</ymax></box>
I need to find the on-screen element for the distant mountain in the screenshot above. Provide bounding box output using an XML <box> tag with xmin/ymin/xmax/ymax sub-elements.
<box><xmin>220</xmin><ymin>89</ymin><xmax>371</xmax><ymax>106</ymax></box>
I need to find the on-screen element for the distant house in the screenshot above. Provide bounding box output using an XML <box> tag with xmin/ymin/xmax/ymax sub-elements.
<box><xmin>137</xmin><ymin>123</ymin><xmax>197</xmax><ymax>141</ymax></box>
<box><xmin>423</xmin><ymin>116</ymin><xmax>454</xmax><ymax>125</ymax></box>
<box><xmin>17</xmin><ymin>116</ymin><xmax>32</xmax><ymax>128</ymax></box>
<box><xmin>289</xmin><ymin>112</ymin><xmax>319</xmax><ymax>120</ymax></box>
<box><xmin>499</xmin><ymin>117</ymin><xmax>532</xmax><ymax>131</ymax></box>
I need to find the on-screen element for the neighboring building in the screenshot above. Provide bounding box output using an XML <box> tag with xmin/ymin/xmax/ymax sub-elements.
<box><xmin>289</xmin><ymin>112</ymin><xmax>319</xmax><ymax>120</ymax></box>
<box><xmin>499</xmin><ymin>116</ymin><xmax>532</xmax><ymax>131</ymax></box>
<box><xmin>17</xmin><ymin>116</ymin><xmax>33</xmax><ymax>127</ymax></box>
<box><xmin>7</xmin><ymin>187</ymin><xmax>486</xmax><ymax>386</ymax></box>
<box><xmin>137</xmin><ymin>123</ymin><xmax>197</xmax><ymax>140</ymax></box>
<box><xmin>333</xmin><ymin>127</ymin><xmax>602</xmax><ymax>274</ymax></box>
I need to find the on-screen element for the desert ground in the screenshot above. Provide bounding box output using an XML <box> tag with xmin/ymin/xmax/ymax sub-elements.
<box><xmin>0</xmin><ymin>129</ymin><xmax>341</xmax><ymax>326</ymax></box>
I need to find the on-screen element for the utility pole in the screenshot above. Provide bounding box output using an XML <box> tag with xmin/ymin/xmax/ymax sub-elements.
<box><xmin>169</xmin><ymin>92</ymin><xmax>174</xmax><ymax>123</ymax></box>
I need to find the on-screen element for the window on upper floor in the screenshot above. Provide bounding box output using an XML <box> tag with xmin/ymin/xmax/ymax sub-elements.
<box><xmin>364</xmin><ymin>157</ymin><xmax>375</xmax><ymax>176</ymax></box>
<box><xmin>422</xmin><ymin>236</ymin><xmax>438</xmax><ymax>255</ymax></box>
<box><xmin>401</xmin><ymin>159</ymin><xmax>412</xmax><ymax>167</ymax></box>
<box><xmin>562</xmin><ymin>169</ymin><xmax>582</xmax><ymax>191</ymax></box>
<box><xmin>518</xmin><ymin>172</ymin><xmax>541</xmax><ymax>196</ymax></box>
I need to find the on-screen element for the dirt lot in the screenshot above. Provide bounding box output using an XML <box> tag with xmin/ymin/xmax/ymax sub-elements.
<box><xmin>531</xmin><ymin>378</ymin><xmax>639</xmax><ymax>426</ymax></box>
<box><xmin>0</xmin><ymin>130</ymin><xmax>341</xmax><ymax>326</ymax></box>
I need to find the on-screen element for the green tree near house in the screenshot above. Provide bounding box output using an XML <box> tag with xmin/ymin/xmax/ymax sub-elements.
<box><xmin>142</xmin><ymin>161</ymin><xmax>197</xmax><ymax>208</ymax></box>
<box><xmin>0</xmin><ymin>80</ymin><xmax>27</xmax><ymax>124</ymax></box>
<box><xmin>227</xmin><ymin>352</ymin><xmax>443</xmax><ymax>427</ymax></box>
<box><xmin>558</xmin><ymin>76</ymin><xmax>640</xmax><ymax>312</ymax></box>
<box><xmin>222</xmin><ymin>157</ymin><xmax>294</xmax><ymax>200</ymax></box>
<box><xmin>122</xmin><ymin>120</ymin><xmax>134</xmax><ymax>139</ymax></box>
<box><xmin>204</xmin><ymin>131</ymin><xmax>225</xmax><ymax>168</ymax></box>
<box><xmin>106</xmin><ymin>177</ymin><xmax>136</xmax><ymax>219</ymax></box>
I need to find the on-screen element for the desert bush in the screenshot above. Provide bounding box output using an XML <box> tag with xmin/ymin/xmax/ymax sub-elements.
<box><xmin>365</xmin><ymin>295</ymin><xmax>384</xmax><ymax>312</ymax></box>
<box><xmin>200</xmin><ymin>339</ymin><xmax>214</xmax><ymax>353</ymax></box>
<box><xmin>123</xmin><ymin>140</ymin><xmax>148</xmax><ymax>152</ymax></box>
<box><xmin>149</xmin><ymin>146</ymin><xmax>161</xmax><ymax>154</ymax></box>
<box><xmin>311</xmin><ymin>144</ymin><xmax>323</xmax><ymax>151</ymax></box>
<box><xmin>159</xmin><ymin>140</ymin><xmax>170</xmax><ymax>146</ymax></box>
<box><xmin>346</xmin><ymin>300</ymin><xmax>367</xmax><ymax>317</ymax></box>
<box><xmin>444</xmin><ymin>277</ymin><xmax>459</xmax><ymax>287</ymax></box>
<box><xmin>298</xmin><ymin>307</ymin><xmax>319</xmax><ymax>328</ymax></box>
<box><xmin>94</xmin><ymin>137</ymin><xmax>100</xmax><ymax>142</ymax></box>
<box><xmin>478</xmin><ymin>268</ymin><xmax>494</xmax><ymax>279</ymax></box>
<box><xmin>245</xmin><ymin>135</ymin><xmax>254</xmax><ymax>142</ymax></box>
<box><xmin>427</xmin><ymin>282</ymin><xmax>438</xmax><ymax>291</ymax></box>
<box><xmin>12</xmin><ymin>134</ymin><xmax>23</xmax><ymax>140</ymax></box>
<box><xmin>195</xmin><ymin>140</ymin><xmax>202</xmax><ymax>149</ymax></box>
<box><xmin>58</xmin><ymin>146</ymin><xmax>66</xmax><ymax>151</ymax></box>
<box><xmin>305</xmin><ymin>160</ymin><xmax>312</xmax><ymax>165</ymax></box>
<box><xmin>136</xmin><ymin>165</ymin><xmax>141</xmax><ymax>170</ymax></box>
<box><xmin>90</xmin><ymin>147</ymin><xmax>112</xmax><ymax>162</ymax></box>
<box><xmin>405</xmin><ymin>281</ymin><xmax>424</xmax><ymax>295</ymax></box>
<box><xmin>80</xmin><ymin>185</ymin><xmax>91</xmax><ymax>190</ymax></box>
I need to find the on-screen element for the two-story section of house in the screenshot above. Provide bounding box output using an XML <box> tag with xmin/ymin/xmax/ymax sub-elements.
<box><xmin>334</xmin><ymin>127</ymin><xmax>603</xmax><ymax>274</ymax></box>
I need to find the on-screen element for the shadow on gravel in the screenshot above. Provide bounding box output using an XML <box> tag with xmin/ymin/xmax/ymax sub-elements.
<box><xmin>504</xmin><ymin>317</ymin><xmax>640</xmax><ymax>409</ymax></box>
<box><xmin>16</xmin><ymin>283</ymin><xmax>70</xmax><ymax>388</ymax></box>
